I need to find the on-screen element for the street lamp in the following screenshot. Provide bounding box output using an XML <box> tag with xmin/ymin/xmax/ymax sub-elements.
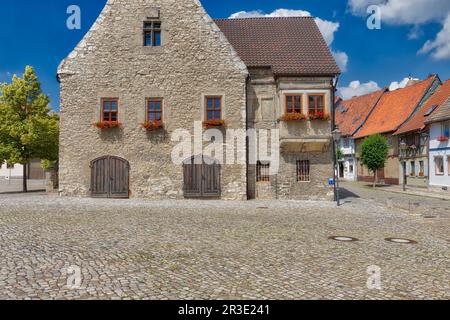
<box><xmin>332</xmin><ymin>128</ymin><xmax>342</xmax><ymax>206</ymax></box>
<box><xmin>399</xmin><ymin>141</ymin><xmax>407</xmax><ymax>191</ymax></box>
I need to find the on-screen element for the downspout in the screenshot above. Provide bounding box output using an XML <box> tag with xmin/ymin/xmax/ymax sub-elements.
<box><xmin>245</xmin><ymin>74</ymin><xmax>250</xmax><ymax>200</ymax></box>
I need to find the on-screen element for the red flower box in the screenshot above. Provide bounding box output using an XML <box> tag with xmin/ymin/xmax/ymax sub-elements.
<box><xmin>203</xmin><ymin>119</ymin><xmax>226</xmax><ymax>128</ymax></box>
<box><xmin>279</xmin><ymin>113</ymin><xmax>306</xmax><ymax>122</ymax></box>
<box><xmin>437</xmin><ymin>136</ymin><xmax>449</xmax><ymax>142</ymax></box>
<box><xmin>93</xmin><ymin>121</ymin><xmax>122</xmax><ymax>129</ymax></box>
<box><xmin>140</xmin><ymin>120</ymin><xmax>164</xmax><ymax>131</ymax></box>
<box><xmin>308</xmin><ymin>112</ymin><xmax>330</xmax><ymax>121</ymax></box>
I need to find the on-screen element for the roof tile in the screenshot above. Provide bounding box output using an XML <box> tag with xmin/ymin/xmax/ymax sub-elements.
<box><xmin>335</xmin><ymin>89</ymin><xmax>386</xmax><ymax>137</ymax></box>
<box><xmin>354</xmin><ymin>76</ymin><xmax>436</xmax><ymax>139</ymax></box>
<box><xmin>395</xmin><ymin>79</ymin><xmax>450</xmax><ymax>134</ymax></box>
<box><xmin>215</xmin><ymin>17</ymin><xmax>341</xmax><ymax>76</ymax></box>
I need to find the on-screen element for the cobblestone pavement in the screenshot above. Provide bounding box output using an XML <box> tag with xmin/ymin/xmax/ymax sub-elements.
<box><xmin>0</xmin><ymin>186</ymin><xmax>448</xmax><ymax>300</ymax></box>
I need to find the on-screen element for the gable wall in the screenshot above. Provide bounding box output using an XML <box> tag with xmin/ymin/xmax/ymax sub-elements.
<box><xmin>58</xmin><ymin>0</ymin><xmax>248</xmax><ymax>199</ymax></box>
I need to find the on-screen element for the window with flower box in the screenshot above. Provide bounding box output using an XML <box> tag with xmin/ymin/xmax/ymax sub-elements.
<box><xmin>285</xmin><ymin>94</ymin><xmax>302</xmax><ymax>114</ymax></box>
<box><xmin>308</xmin><ymin>94</ymin><xmax>327</xmax><ymax>120</ymax></box>
<box><xmin>102</xmin><ymin>98</ymin><xmax>119</xmax><ymax>123</ymax></box>
<box><xmin>206</xmin><ymin>97</ymin><xmax>222</xmax><ymax>121</ymax></box>
<box><xmin>146</xmin><ymin>98</ymin><xmax>163</xmax><ymax>122</ymax></box>
<box><xmin>204</xmin><ymin>96</ymin><xmax>225</xmax><ymax>128</ymax></box>
<box><xmin>141</xmin><ymin>98</ymin><xmax>164</xmax><ymax>131</ymax></box>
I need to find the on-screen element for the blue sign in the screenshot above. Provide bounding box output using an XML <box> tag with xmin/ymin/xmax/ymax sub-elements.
<box><xmin>329</xmin><ymin>178</ymin><xmax>335</xmax><ymax>186</ymax></box>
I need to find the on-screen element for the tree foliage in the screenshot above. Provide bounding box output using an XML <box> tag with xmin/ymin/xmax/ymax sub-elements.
<box><xmin>360</xmin><ymin>134</ymin><xmax>388</xmax><ymax>187</ymax></box>
<box><xmin>337</xmin><ymin>148</ymin><xmax>344</xmax><ymax>161</ymax></box>
<box><xmin>0</xmin><ymin>66</ymin><xmax>59</xmax><ymax>190</ymax></box>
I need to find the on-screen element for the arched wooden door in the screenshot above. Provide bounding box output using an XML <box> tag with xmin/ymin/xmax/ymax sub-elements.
<box><xmin>90</xmin><ymin>156</ymin><xmax>130</xmax><ymax>198</ymax></box>
<box><xmin>183</xmin><ymin>155</ymin><xmax>221</xmax><ymax>198</ymax></box>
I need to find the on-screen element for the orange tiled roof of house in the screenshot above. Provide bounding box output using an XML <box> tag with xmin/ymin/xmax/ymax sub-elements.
<box><xmin>335</xmin><ymin>89</ymin><xmax>386</xmax><ymax>137</ymax></box>
<box><xmin>425</xmin><ymin>95</ymin><xmax>450</xmax><ymax>124</ymax></box>
<box><xmin>354</xmin><ymin>75</ymin><xmax>437</xmax><ymax>139</ymax></box>
<box><xmin>395</xmin><ymin>79</ymin><xmax>450</xmax><ymax>135</ymax></box>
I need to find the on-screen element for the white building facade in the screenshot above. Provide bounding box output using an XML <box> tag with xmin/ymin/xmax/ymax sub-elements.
<box><xmin>428</xmin><ymin>121</ymin><xmax>450</xmax><ymax>189</ymax></box>
<box><xmin>338</xmin><ymin>137</ymin><xmax>357</xmax><ymax>181</ymax></box>
<box><xmin>0</xmin><ymin>162</ymin><xmax>24</xmax><ymax>180</ymax></box>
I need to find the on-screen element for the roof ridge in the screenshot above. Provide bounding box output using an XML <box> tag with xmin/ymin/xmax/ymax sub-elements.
<box><xmin>214</xmin><ymin>16</ymin><xmax>315</xmax><ymax>21</ymax></box>
<box><xmin>342</xmin><ymin>88</ymin><xmax>387</xmax><ymax>103</ymax></box>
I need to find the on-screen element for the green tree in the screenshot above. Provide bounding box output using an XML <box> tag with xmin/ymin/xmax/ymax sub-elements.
<box><xmin>360</xmin><ymin>134</ymin><xmax>389</xmax><ymax>188</ymax></box>
<box><xmin>0</xmin><ymin>66</ymin><xmax>59</xmax><ymax>192</ymax></box>
<box><xmin>337</xmin><ymin>148</ymin><xmax>344</xmax><ymax>161</ymax></box>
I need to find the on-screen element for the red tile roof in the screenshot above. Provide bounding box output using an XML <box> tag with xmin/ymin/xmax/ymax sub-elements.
<box><xmin>215</xmin><ymin>17</ymin><xmax>341</xmax><ymax>76</ymax></box>
<box><xmin>425</xmin><ymin>95</ymin><xmax>450</xmax><ymax>124</ymax></box>
<box><xmin>395</xmin><ymin>79</ymin><xmax>450</xmax><ymax>135</ymax></box>
<box><xmin>335</xmin><ymin>89</ymin><xmax>386</xmax><ymax>137</ymax></box>
<box><xmin>354</xmin><ymin>76</ymin><xmax>437</xmax><ymax>139</ymax></box>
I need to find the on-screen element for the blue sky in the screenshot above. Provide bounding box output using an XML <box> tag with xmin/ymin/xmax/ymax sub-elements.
<box><xmin>1</xmin><ymin>0</ymin><xmax>449</xmax><ymax>110</ymax></box>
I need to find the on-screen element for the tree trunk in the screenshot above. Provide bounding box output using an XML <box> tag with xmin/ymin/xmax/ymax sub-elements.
<box><xmin>373</xmin><ymin>169</ymin><xmax>378</xmax><ymax>188</ymax></box>
<box><xmin>23</xmin><ymin>163</ymin><xmax>28</xmax><ymax>193</ymax></box>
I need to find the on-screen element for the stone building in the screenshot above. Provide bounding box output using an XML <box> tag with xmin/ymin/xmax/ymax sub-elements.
<box><xmin>58</xmin><ymin>0</ymin><xmax>340</xmax><ymax>200</ymax></box>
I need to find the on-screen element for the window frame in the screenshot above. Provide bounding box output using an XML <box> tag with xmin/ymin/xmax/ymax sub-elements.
<box><xmin>442</xmin><ymin>122</ymin><xmax>450</xmax><ymax>138</ymax></box>
<box><xmin>447</xmin><ymin>156</ymin><xmax>450</xmax><ymax>176</ymax></box>
<box><xmin>284</xmin><ymin>94</ymin><xmax>303</xmax><ymax>114</ymax></box>
<box><xmin>297</xmin><ymin>160</ymin><xmax>311</xmax><ymax>182</ymax></box>
<box><xmin>146</xmin><ymin>98</ymin><xmax>163</xmax><ymax>123</ymax></box>
<box><xmin>256</xmin><ymin>161</ymin><xmax>270</xmax><ymax>182</ymax></box>
<box><xmin>205</xmin><ymin>96</ymin><xmax>223</xmax><ymax>121</ymax></box>
<box><xmin>410</xmin><ymin>161</ymin><xmax>416</xmax><ymax>176</ymax></box>
<box><xmin>101</xmin><ymin>98</ymin><xmax>119</xmax><ymax>124</ymax></box>
<box><xmin>435</xmin><ymin>156</ymin><xmax>444</xmax><ymax>175</ymax></box>
<box><xmin>143</xmin><ymin>21</ymin><xmax>161</xmax><ymax>47</ymax></box>
<box><xmin>419</xmin><ymin>160</ymin><xmax>425</xmax><ymax>176</ymax></box>
<box><xmin>307</xmin><ymin>94</ymin><xmax>326</xmax><ymax>115</ymax></box>
<box><xmin>348</xmin><ymin>160</ymin><xmax>354</xmax><ymax>174</ymax></box>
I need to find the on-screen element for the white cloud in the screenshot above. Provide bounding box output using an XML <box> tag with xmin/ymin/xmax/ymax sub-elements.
<box><xmin>388</xmin><ymin>77</ymin><xmax>419</xmax><ymax>91</ymax></box>
<box><xmin>348</xmin><ymin>0</ymin><xmax>450</xmax><ymax>25</ymax></box>
<box><xmin>347</xmin><ymin>0</ymin><xmax>450</xmax><ymax>60</ymax></box>
<box><xmin>229</xmin><ymin>8</ymin><xmax>339</xmax><ymax>46</ymax></box>
<box><xmin>332</xmin><ymin>51</ymin><xmax>349</xmax><ymax>72</ymax></box>
<box><xmin>418</xmin><ymin>14</ymin><xmax>450</xmax><ymax>60</ymax></box>
<box><xmin>338</xmin><ymin>80</ymin><xmax>381</xmax><ymax>100</ymax></box>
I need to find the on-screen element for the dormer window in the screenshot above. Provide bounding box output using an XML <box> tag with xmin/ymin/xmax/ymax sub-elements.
<box><xmin>144</xmin><ymin>21</ymin><xmax>161</xmax><ymax>47</ymax></box>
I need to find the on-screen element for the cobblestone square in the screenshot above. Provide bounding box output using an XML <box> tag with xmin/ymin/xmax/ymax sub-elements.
<box><xmin>0</xmin><ymin>183</ymin><xmax>448</xmax><ymax>300</ymax></box>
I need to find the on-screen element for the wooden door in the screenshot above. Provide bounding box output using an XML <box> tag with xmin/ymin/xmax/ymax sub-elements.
<box><xmin>91</xmin><ymin>156</ymin><xmax>129</xmax><ymax>199</ymax></box>
<box><xmin>183</xmin><ymin>155</ymin><xmax>221</xmax><ymax>198</ymax></box>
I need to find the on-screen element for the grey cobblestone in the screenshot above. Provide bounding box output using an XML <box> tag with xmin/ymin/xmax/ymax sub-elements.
<box><xmin>0</xmin><ymin>184</ymin><xmax>448</xmax><ymax>300</ymax></box>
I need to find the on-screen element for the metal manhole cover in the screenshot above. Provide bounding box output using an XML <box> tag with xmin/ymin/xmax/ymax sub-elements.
<box><xmin>385</xmin><ymin>238</ymin><xmax>417</xmax><ymax>244</ymax></box>
<box><xmin>329</xmin><ymin>236</ymin><xmax>359</xmax><ymax>242</ymax></box>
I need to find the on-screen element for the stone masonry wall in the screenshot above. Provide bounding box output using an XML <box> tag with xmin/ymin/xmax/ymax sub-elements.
<box><xmin>248</xmin><ymin>69</ymin><xmax>334</xmax><ymax>200</ymax></box>
<box><xmin>58</xmin><ymin>0</ymin><xmax>248</xmax><ymax>200</ymax></box>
